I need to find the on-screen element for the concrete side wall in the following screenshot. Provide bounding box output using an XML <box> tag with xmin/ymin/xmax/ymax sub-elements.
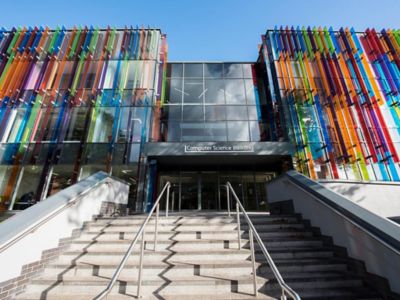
<box><xmin>267</xmin><ymin>173</ymin><xmax>400</xmax><ymax>294</ymax></box>
<box><xmin>319</xmin><ymin>180</ymin><xmax>400</xmax><ymax>219</ymax></box>
<box><xmin>0</xmin><ymin>175</ymin><xmax>128</xmax><ymax>283</ymax></box>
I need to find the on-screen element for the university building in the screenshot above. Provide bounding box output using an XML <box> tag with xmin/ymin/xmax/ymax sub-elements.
<box><xmin>0</xmin><ymin>26</ymin><xmax>399</xmax><ymax>300</ymax></box>
<box><xmin>0</xmin><ymin>27</ymin><xmax>399</xmax><ymax>212</ymax></box>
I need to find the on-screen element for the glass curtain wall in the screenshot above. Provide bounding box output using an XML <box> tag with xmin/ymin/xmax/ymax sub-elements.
<box><xmin>0</xmin><ymin>28</ymin><xmax>166</xmax><ymax>211</ymax></box>
<box><xmin>160</xmin><ymin>63</ymin><xmax>279</xmax><ymax>142</ymax></box>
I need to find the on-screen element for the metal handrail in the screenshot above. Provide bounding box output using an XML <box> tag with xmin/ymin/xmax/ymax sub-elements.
<box><xmin>226</xmin><ymin>182</ymin><xmax>301</xmax><ymax>300</ymax></box>
<box><xmin>94</xmin><ymin>181</ymin><xmax>171</xmax><ymax>300</ymax></box>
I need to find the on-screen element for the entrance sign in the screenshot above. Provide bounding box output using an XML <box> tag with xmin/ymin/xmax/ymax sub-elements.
<box><xmin>184</xmin><ymin>144</ymin><xmax>254</xmax><ymax>153</ymax></box>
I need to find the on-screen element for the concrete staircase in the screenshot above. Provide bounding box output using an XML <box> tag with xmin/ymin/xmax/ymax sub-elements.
<box><xmin>14</xmin><ymin>212</ymin><xmax>394</xmax><ymax>299</ymax></box>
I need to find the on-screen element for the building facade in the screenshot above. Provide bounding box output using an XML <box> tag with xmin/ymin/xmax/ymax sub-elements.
<box><xmin>0</xmin><ymin>26</ymin><xmax>399</xmax><ymax>212</ymax></box>
<box><xmin>262</xmin><ymin>27</ymin><xmax>400</xmax><ymax>181</ymax></box>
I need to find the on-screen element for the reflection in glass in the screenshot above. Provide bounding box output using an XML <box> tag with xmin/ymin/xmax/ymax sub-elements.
<box><xmin>183</xmin><ymin>105</ymin><xmax>204</xmax><ymax>121</ymax></box>
<box><xmin>163</xmin><ymin>122</ymin><xmax>181</xmax><ymax>142</ymax></box>
<box><xmin>204</xmin><ymin>122</ymin><xmax>227</xmax><ymax>141</ymax></box>
<box><xmin>13</xmin><ymin>165</ymin><xmax>43</xmax><ymax>209</ymax></box>
<box><xmin>129</xmin><ymin>143</ymin><xmax>141</xmax><ymax>163</ymax></box>
<box><xmin>5</xmin><ymin>108</ymin><xmax>26</xmax><ymax>142</ymax></box>
<box><xmin>165</xmin><ymin>105</ymin><xmax>182</xmax><ymax>121</ymax></box>
<box><xmin>242</xmin><ymin>64</ymin><xmax>254</xmax><ymax>78</ymax></box>
<box><xmin>65</xmin><ymin>108</ymin><xmax>87</xmax><ymax>141</ymax></box>
<box><xmin>84</xmin><ymin>144</ymin><xmax>109</xmax><ymax>164</ymax></box>
<box><xmin>227</xmin><ymin>121</ymin><xmax>249</xmax><ymax>141</ymax></box>
<box><xmin>205</xmin><ymin>79</ymin><xmax>225</xmax><ymax>104</ymax></box>
<box><xmin>184</xmin><ymin>79</ymin><xmax>204</xmax><ymax>103</ymax></box>
<box><xmin>181</xmin><ymin>123</ymin><xmax>205</xmax><ymax>141</ymax></box>
<box><xmin>0</xmin><ymin>166</ymin><xmax>13</xmax><ymax>201</ymax></box>
<box><xmin>80</xmin><ymin>165</ymin><xmax>107</xmax><ymax>180</ymax></box>
<box><xmin>205</xmin><ymin>106</ymin><xmax>226</xmax><ymax>121</ymax></box>
<box><xmin>46</xmin><ymin>164</ymin><xmax>74</xmax><ymax>197</ymax></box>
<box><xmin>57</xmin><ymin>144</ymin><xmax>80</xmax><ymax>164</ymax></box>
<box><xmin>249</xmin><ymin>121</ymin><xmax>261</xmax><ymax>142</ymax></box>
<box><xmin>184</xmin><ymin>63</ymin><xmax>203</xmax><ymax>77</ymax></box>
<box><xmin>247</xmin><ymin>106</ymin><xmax>259</xmax><ymax>120</ymax></box>
<box><xmin>166</xmin><ymin>79</ymin><xmax>183</xmax><ymax>103</ymax></box>
<box><xmin>224</xmin><ymin>63</ymin><xmax>243</xmax><ymax>78</ymax></box>
<box><xmin>244</xmin><ymin>79</ymin><xmax>257</xmax><ymax>105</ymax></box>
<box><xmin>204</xmin><ymin>64</ymin><xmax>223</xmax><ymax>78</ymax></box>
<box><xmin>226</xmin><ymin>106</ymin><xmax>248</xmax><ymax>120</ymax></box>
<box><xmin>167</xmin><ymin>63</ymin><xmax>183</xmax><ymax>77</ymax></box>
<box><xmin>225</xmin><ymin>79</ymin><xmax>246</xmax><ymax>104</ymax></box>
<box><xmin>90</xmin><ymin>107</ymin><xmax>116</xmax><ymax>143</ymax></box>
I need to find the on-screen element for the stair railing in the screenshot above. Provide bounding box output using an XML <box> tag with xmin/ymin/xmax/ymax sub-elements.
<box><xmin>94</xmin><ymin>181</ymin><xmax>171</xmax><ymax>300</ymax></box>
<box><xmin>226</xmin><ymin>181</ymin><xmax>301</xmax><ymax>300</ymax></box>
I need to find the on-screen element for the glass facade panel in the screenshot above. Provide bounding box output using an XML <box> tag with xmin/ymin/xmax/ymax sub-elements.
<box><xmin>247</xmin><ymin>106</ymin><xmax>259</xmax><ymax>120</ymax></box>
<box><xmin>184</xmin><ymin>79</ymin><xmax>204</xmax><ymax>104</ymax></box>
<box><xmin>226</xmin><ymin>106</ymin><xmax>248</xmax><ymax>120</ymax></box>
<box><xmin>0</xmin><ymin>28</ymin><xmax>164</xmax><ymax>211</ymax></box>
<box><xmin>183</xmin><ymin>105</ymin><xmax>204</xmax><ymax>121</ymax></box>
<box><xmin>162</xmin><ymin>62</ymin><xmax>276</xmax><ymax>144</ymax></box>
<box><xmin>244</xmin><ymin>80</ymin><xmax>257</xmax><ymax>105</ymax></box>
<box><xmin>65</xmin><ymin>108</ymin><xmax>87</xmax><ymax>141</ymax></box>
<box><xmin>205</xmin><ymin>106</ymin><xmax>226</xmax><ymax>121</ymax></box>
<box><xmin>242</xmin><ymin>64</ymin><xmax>254</xmax><ymax>79</ymax></box>
<box><xmin>167</xmin><ymin>63</ymin><xmax>183</xmax><ymax>77</ymax></box>
<box><xmin>204</xmin><ymin>64</ymin><xmax>223</xmax><ymax>78</ymax></box>
<box><xmin>204</xmin><ymin>122</ymin><xmax>227</xmax><ymax>141</ymax></box>
<box><xmin>181</xmin><ymin>123</ymin><xmax>205</xmax><ymax>142</ymax></box>
<box><xmin>163</xmin><ymin>122</ymin><xmax>181</xmax><ymax>142</ymax></box>
<box><xmin>225</xmin><ymin>79</ymin><xmax>246</xmax><ymax>104</ymax></box>
<box><xmin>227</xmin><ymin>121</ymin><xmax>250</xmax><ymax>141</ymax></box>
<box><xmin>166</xmin><ymin>79</ymin><xmax>183</xmax><ymax>103</ymax></box>
<box><xmin>184</xmin><ymin>63</ymin><xmax>203</xmax><ymax>78</ymax></box>
<box><xmin>204</xmin><ymin>79</ymin><xmax>225</xmax><ymax>104</ymax></box>
<box><xmin>224</xmin><ymin>63</ymin><xmax>243</xmax><ymax>78</ymax></box>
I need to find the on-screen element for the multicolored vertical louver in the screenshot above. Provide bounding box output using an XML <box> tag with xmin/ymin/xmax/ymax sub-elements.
<box><xmin>0</xmin><ymin>27</ymin><xmax>166</xmax><ymax>210</ymax></box>
<box><xmin>262</xmin><ymin>27</ymin><xmax>400</xmax><ymax>181</ymax></box>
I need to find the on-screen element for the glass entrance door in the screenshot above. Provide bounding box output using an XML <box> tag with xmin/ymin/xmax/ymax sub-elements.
<box><xmin>180</xmin><ymin>172</ymin><xmax>199</xmax><ymax>210</ymax></box>
<box><xmin>200</xmin><ymin>172</ymin><xmax>218</xmax><ymax>210</ymax></box>
<box><xmin>158</xmin><ymin>170</ymin><xmax>276</xmax><ymax>212</ymax></box>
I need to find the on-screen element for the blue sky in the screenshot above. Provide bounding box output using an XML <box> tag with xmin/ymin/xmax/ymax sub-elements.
<box><xmin>1</xmin><ymin>0</ymin><xmax>399</xmax><ymax>61</ymax></box>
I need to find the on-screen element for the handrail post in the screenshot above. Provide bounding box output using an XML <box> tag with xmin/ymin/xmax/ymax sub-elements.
<box><xmin>281</xmin><ymin>289</ymin><xmax>287</xmax><ymax>300</ymax></box>
<box><xmin>226</xmin><ymin>185</ymin><xmax>231</xmax><ymax>217</ymax></box>
<box><xmin>154</xmin><ymin>203</ymin><xmax>159</xmax><ymax>251</ymax></box>
<box><xmin>166</xmin><ymin>184</ymin><xmax>170</xmax><ymax>218</ymax></box>
<box><xmin>137</xmin><ymin>230</ymin><xmax>145</xmax><ymax>298</ymax></box>
<box><xmin>249</xmin><ymin>228</ymin><xmax>258</xmax><ymax>296</ymax></box>
<box><xmin>236</xmin><ymin>201</ymin><xmax>241</xmax><ymax>249</ymax></box>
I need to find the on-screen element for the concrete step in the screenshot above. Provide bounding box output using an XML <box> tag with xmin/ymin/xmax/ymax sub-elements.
<box><xmin>68</xmin><ymin>238</ymin><xmax>328</xmax><ymax>253</ymax></box>
<box><xmin>41</xmin><ymin>262</ymin><xmax>352</xmax><ymax>281</ymax></box>
<box><xmin>83</xmin><ymin>222</ymin><xmax>307</xmax><ymax>232</ymax></box>
<box><xmin>44</xmin><ymin>259</ymin><xmax>347</xmax><ymax>278</ymax></box>
<box><xmin>55</xmin><ymin>248</ymin><xmax>345</xmax><ymax>266</ymax></box>
<box><xmin>15</xmin><ymin>294</ymin><xmax>277</xmax><ymax>300</ymax></box>
<box><xmin>89</xmin><ymin>215</ymin><xmax>301</xmax><ymax>226</ymax></box>
<box><xmin>56</xmin><ymin>251</ymin><xmax>329</xmax><ymax>265</ymax></box>
<box><xmin>20</xmin><ymin>276</ymin><xmax>364</xmax><ymax>298</ymax></box>
<box><xmin>75</xmin><ymin>230</ymin><xmax>317</xmax><ymax>242</ymax></box>
<box><xmin>294</xmin><ymin>286</ymin><xmax>383</xmax><ymax>299</ymax></box>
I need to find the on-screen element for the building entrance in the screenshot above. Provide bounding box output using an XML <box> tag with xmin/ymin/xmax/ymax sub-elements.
<box><xmin>158</xmin><ymin>171</ymin><xmax>276</xmax><ymax>211</ymax></box>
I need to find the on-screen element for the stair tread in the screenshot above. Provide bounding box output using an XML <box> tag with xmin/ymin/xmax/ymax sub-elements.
<box><xmin>30</xmin><ymin>274</ymin><xmax>363</xmax><ymax>285</ymax></box>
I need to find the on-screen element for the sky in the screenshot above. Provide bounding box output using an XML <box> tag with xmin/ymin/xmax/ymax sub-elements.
<box><xmin>1</xmin><ymin>0</ymin><xmax>399</xmax><ymax>61</ymax></box>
